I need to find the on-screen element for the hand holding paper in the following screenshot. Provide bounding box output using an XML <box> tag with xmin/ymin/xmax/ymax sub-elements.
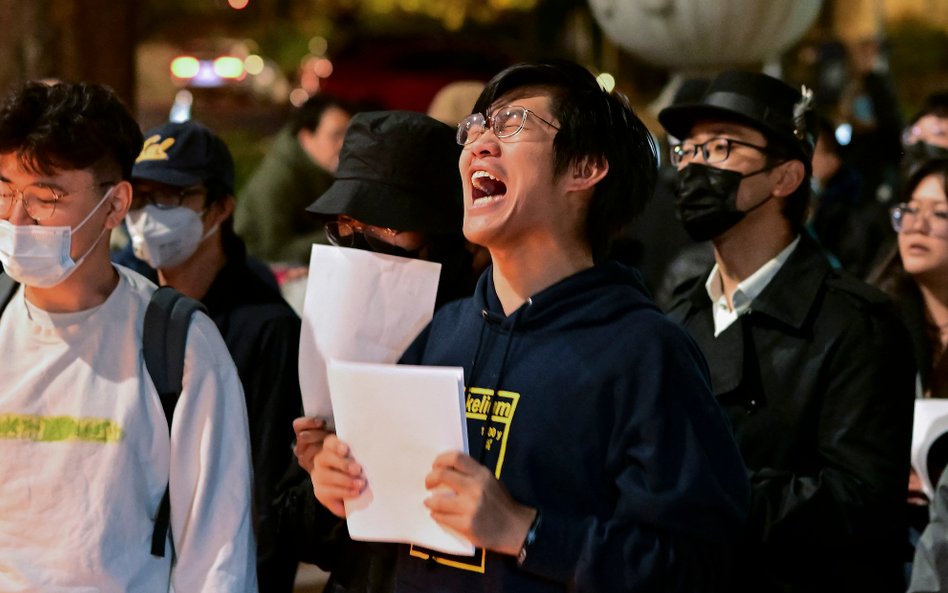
<box><xmin>327</xmin><ymin>359</ymin><xmax>473</xmax><ymax>556</ymax></box>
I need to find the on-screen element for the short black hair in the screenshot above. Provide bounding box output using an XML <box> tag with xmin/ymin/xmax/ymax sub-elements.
<box><xmin>472</xmin><ymin>60</ymin><xmax>658</xmax><ymax>263</ymax></box>
<box><xmin>289</xmin><ymin>94</ymin><xmax>351</xmax><ymax>135</ymax></box>
<box><xmin>0</xmin><ymin>81</ymin><xmax>142</xmax><ymax>181</ymax></box>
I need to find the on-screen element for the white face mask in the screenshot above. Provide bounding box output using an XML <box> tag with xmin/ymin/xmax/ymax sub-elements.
<box><xmin>0</xmin><ymin>186</ymin><xmax>114</xmax><ymax>288</ymax></box>
<box><xmin>125</xmin><ymin>205</ymin><xmax>216</xmax><ymax>269</ymax></box>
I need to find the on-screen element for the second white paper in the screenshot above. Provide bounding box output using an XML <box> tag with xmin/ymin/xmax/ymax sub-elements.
<box><xmin>299</xmin><ymin>244</ymin><xmax>441</xmax><ymax>424</ymax></box>
<box><xmin>327</xmin><ymin>359</ymin><xmax>474</xmax><ymax>556</ymax></box>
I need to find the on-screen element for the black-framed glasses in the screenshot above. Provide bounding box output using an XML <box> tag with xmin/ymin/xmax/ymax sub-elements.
<box><xmin>0</xmin><ymin>180</ymin><xmax>115</xmax><ymax>221</ymax></box>
<box><xmin>457</xmin><ymin>104</ymin><xmax>560</xmax><ymax>146</ymax></box>
<box><xmin>325</xmin><ymin>218</ymin><xmax>412</xmax><ymax>257</ymax></box>
<box><xmin>670</xmin><ymin>137</ymin><xmax>770</xmax><ymax>166</ymax></box>
<box><xmin>890</xmin><ymin>202</ymin><xmax>948</xmax><ymax>236</ymax></box>
<box><xmin>131</xmin><ymin>185</ymin><xmax>207</xmax><ymax>210</ymax></box>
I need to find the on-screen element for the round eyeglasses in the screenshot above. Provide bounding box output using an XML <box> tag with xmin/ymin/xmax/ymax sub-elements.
<box><xmin>891</xmin><ymin>202</ymin><xmax>948</xmax><ymax>237</ymax></box>
<box><xmin>457</xmin><ymin>104</ymin><xmax>559</xmax><ymax>146</ymax></box>
<box><xmin>0</xmin><ymin>180</ymin><xmax>115</xmax><ymax>221</ymax></box>
<box><xmin>670</xmin><ymin>137</ymin><xmax>770</xmax><ymax>166</ymax></box>
<box><xmin>325</xmin><ymin>218</ymin><xmax>414</xmax><ymax>257</ymax></box>
<box><xmin>131</xmin><ymin>186</ymin><xmax>207</xmax><ymax>210</ymax></box>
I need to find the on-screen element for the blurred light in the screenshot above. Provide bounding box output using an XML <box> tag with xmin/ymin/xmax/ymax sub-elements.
<box><xmin>313</xmin><ymin>58</ymin><xmax>333</xmax><ymax>78</ymax></box>
<box><xmin>308</xmin><ymin>36</ymin><xmax>328</xmax><ymax>56</ymax></box>
<box><xmin>228</xmin><ymin>0</ymin><xmax>249</xmax><ymax>8</ymax></box>
<box><xmin>596</xmin><ymin>72</ymin><xmax>616</xmax><ymax>93</ymax></box>
<box><xmin>214</xmin><ymin>56</ymin><xmax>245</xmax><ymax>79</ymax></box>
<box><xmin>244</xmin><ymin>55</ymin><xmax>265</xmax><ymax>76</ymax></box>
<box><xmin>289</xmin><ymin>88</ymin><xmax>310</xmax><ymax>107</ymax></box>
<box><xmin>835</xmin><ymin>122</ymin><xmax>853</xmax><ymax>146</ymax></box>
<box><xmin>255</xmin><ymin>65</ymin><xmax>277</xmax><ymax>86</ymax></box>
<box><xmin>169</xmin><ymin>90</ymin><xmax>193</xmax><ymax>123</ymax></box>
<box><xmin>170</xmin><ymin>56</ymin><xmax>200</xmax><ymax>80</ymax></box>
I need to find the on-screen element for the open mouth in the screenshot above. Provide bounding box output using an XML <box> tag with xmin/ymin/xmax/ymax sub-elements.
<box><xmin>471</xmin><ymin>170</ymin><xmax>507</xmax><ymax>205</ymax></box>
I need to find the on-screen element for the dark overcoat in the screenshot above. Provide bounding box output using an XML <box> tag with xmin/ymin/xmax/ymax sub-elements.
<box><xmin>668</xmin><ymin>233</ymin><xmax>916</xmax><ymax>593</ymax></box>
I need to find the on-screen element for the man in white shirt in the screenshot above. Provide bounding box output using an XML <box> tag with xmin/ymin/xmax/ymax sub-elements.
<box><xmin>0</xmin><ymin>81</ymin><xmax>257</xmax><ymax>592</ymax></box>
<box><xmin>661</xmin><ymin>70</ymin><xmax>916</xmax><ymax>593</ymax></box>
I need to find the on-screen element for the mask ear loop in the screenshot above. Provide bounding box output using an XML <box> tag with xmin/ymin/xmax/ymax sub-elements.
<box><xmin>72</xmin><ymin>184</ymin><xmax>117</xmax><ymax>233</ymax></box>
<box><xmin>64</xmin><ymin>185</ymin><xmax>119</xmax><ymax>275</ymax></box>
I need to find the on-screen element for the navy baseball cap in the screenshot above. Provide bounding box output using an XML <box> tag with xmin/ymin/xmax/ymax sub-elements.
<box><xmin>132</xmin><ymin>120</ymin><xmax>235</xmax><ymax>194</ymax></box>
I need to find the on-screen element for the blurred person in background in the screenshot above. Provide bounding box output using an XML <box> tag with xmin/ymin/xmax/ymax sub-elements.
<box><xmin>280</xmin><ymin>110</ymin><xmax>472</xmax><ymax>593</ymax></box>
<box><xmin>903</xmin><ymin>91</ymin><xmax>948</xmax><ymax>157</ymax></box>
<box><xmin>235</xmin><ymin>94</ymin><xmax>352</xmax><ymax>272</ymax></box>
<box><xmin>128</xmin><ymin>120</ymin><xmax>303</xmax><ymax>593</ymax></box>
<box><xmin>0</xmin><ymin>81</ymin><xmax>256</xmax><ymax>592</ymax></box>
<box><xmin>660</xmin><ymin>70</ymin><xmax>916</xmax><ymax>593</ymax></box>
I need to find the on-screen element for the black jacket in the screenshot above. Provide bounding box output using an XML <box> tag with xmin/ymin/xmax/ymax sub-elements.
<box><xmin>204</xmin><ymin>236</ymin><xmax>303</xmax><ymax>593</ymax></box>
<box><xmin>667</xmin><ymin>233</ymin><xmax>916</xmax><ymax>593</ymax></box>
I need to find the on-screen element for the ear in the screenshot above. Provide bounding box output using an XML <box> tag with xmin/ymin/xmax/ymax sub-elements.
<box><xmin>564</xmin><ymin>156</ymin><xmax>609</xmax><ymax>193</ymax></box>
<box><xmin>104</xmin><ymin>180</ymin><xmax>132</xmax><ymax>229</ymax></box>
<box><xmin>771</xmin><ymin>160</ymin><xmax>806</xmax><ymax>198</ymax></box>
<box><xmin>207</xmin><ymin>195</ymin><xmax>235</xmax><ymax>227</ymax></box>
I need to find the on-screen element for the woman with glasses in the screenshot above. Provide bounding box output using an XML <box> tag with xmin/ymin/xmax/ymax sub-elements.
<box><xmin>870</xmin><ymin>156</ymin><xmax>948</xmax><ymax>588</ymax></box>
<box><xmin>872</xmin><ymin>156</ymin><xmax>948</xmax><ymax>400</ymax></box>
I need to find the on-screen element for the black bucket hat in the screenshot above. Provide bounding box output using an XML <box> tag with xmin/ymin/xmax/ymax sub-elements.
<box><xmin>306</xmin><ymin>110</ymin><xmax>463</xmax><ymax>233</ymax></box>
<box><xmin>658</xmin><ymin>70</ymin><xmax>817</xmax><ymax>162</ymax></box>
<box><xmin>132</xmin><ymin>120</ymin><xmax>235</xmax><ymax>194</ymax></box>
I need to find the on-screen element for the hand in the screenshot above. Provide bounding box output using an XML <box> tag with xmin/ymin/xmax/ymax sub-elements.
<box><xmin>311</xmin><ymin>434</ymin><xmax>366</xmax><ymax>518</ymax></box>
<box><xmin>292</xmin><ymin>416</ymin><xmax>330</xmax><ymax>474</ymax></box>
<box><xmin>909</xmin><ymin>468</ymin><xmax>929</xmax><ymax>506</ymax></box>
<box><xmin>424</xmin><ymin>451</ymin><xmax>536</xmax><ymax>556</ymax></box>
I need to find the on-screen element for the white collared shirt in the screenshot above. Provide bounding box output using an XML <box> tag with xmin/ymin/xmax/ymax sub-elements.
<box><xmin>705</xmin><ymin>236</ymin><xmax>800</xmax><ymax>337</ymax></box>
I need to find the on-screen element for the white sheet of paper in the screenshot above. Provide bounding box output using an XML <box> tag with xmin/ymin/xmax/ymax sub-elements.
<box><xmin>327</xmin><ymin>359</ymin><xmax>474</xmax><ymax>556</ymax></box>
<box><xmin>299</xmin><ymin>244</ymin><xmax>441</xmax><ymax>424</ymax></box>
<box><xmin>911</xmin><ymin>399</ymin><xmax>948</xmax><ymax>499</ymax></box>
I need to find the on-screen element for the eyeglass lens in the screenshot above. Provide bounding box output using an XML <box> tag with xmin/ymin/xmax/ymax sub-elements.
<box><xmin>132</xmin><ymin>188</ymin><xmax>201</xmax><ymax>210</ymax></box>
<box><xmin>325</xmin><ymin>221</ymin><xmax>413</xmax><ymax>257</ymax></box>
<box><xmin>672</xmin><ymin>138</ymin><xmax>733</xmax><ymax>166</ymax></box>
<box><xmin>0</xmin><ymin>182</ymin><xmax>60</xmax><ymax>220</ymax></box>
<box><xmin>891</xmin><ymin>203</ymin><xmax>948</xmax><ymax>235</ymax></box>
<box><xmin>457</xmin><ymin>106</ymin><xmax>528</xmax><ymax>145</ymax></box>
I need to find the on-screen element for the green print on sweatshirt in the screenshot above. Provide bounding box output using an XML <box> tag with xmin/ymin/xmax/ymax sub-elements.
<box><xmin>0</xmin><ymin>414</ymin><xmax>123</xmax><ymax>443</ymax></box>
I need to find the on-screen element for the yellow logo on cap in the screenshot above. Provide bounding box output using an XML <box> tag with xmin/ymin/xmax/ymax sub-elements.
<box><xmin>135</xmin><ymin>134</ymin><xmax>175</xmax><ymax>163</ymax></box>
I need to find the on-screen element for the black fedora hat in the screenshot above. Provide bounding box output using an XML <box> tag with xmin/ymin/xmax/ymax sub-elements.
<box><xmin>307</xmin><ymin>110</ymin><xmax>463</xmax><ymax>233</ymax></box>
<box><xmin>659</xmin><ymin>70</ymin><xmax>817</xmax><ymax>161</ymax></box>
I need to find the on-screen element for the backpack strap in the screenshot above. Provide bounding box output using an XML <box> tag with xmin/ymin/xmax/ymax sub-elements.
<box><xmin>143</xmin><ymin>285</ymin><xmax>206</xmax><ymax>560</ymax></box>
<box><xmin>0</xmin><ymin>273</ymin><xmax>18</xmax><ymax>314</ymax></box>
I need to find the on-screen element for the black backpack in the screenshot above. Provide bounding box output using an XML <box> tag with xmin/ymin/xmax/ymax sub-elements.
<box><xmin>0</xmin><ymin>274</ymin><xmax>205</xmax><ymax>560</ymax></box>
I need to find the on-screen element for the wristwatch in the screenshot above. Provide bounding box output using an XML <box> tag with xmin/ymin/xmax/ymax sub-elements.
<box><xmin>517</xmin><ymin>510</ymin><xmax>541</xmax><ymax>566</ymax></box>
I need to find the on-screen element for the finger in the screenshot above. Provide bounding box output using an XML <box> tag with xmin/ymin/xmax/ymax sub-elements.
<box><xmin>425</xmin><ymin>466</ymin><xmax>466</xmax><ymax>490</ymax></box>
<box><xmin>292</xmin><ymin>416</ymin><xmax>324</xmax><ymax>435</ymax></box>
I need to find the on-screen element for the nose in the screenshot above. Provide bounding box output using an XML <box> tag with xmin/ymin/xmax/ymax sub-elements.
<box><xmin>466</xmin><ymin>128</ymin><xmax>500</xmax><ymax>158</ymax></box>
<box><xmin>904</xmin><ymin>210</ymin><xmax>930</xmax><ymax>234</ymax></box>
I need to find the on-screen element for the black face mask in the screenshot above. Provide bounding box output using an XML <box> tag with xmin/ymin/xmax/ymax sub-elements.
<box><xmin>675</xmin><ymin>163</ymin><xmax>771</xmax><ymax>241</ymax></box>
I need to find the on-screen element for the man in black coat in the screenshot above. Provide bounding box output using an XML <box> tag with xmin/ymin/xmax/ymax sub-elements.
<box><xmin>128</xmin><ymin>120</ymin><xmax>303</xmax><ymax>593</ymax></box>
<box><xmin>659</xmin><ymin>71</ymin><xmax>916</xmax><ymax>593</ymax></box>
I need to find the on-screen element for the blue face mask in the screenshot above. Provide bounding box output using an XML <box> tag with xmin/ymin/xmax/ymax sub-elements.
<box><xmin>0</xmin><ymin>186</ymin><xmax>114</xmax><ymax>288</ymax></box>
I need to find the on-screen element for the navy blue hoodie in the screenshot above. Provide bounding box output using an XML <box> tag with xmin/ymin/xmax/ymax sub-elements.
<box><xmin>395</xmin><ymin>262</ymin><xmax>750</xmax><ymax>592</ymax></box>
